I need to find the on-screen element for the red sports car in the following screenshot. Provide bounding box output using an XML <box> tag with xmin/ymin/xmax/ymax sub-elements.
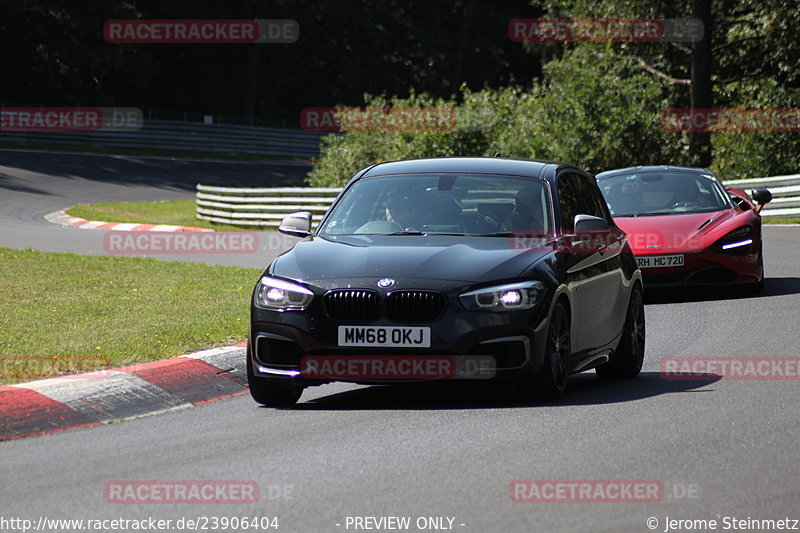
<box><xmin>595</xmin><ymin>166</ymin><xmax>772</xmax><ymax>292</ymax></box>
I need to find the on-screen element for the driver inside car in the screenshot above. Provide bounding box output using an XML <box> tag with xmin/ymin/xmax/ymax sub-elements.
<box><xmin>385</xmin><ymin>193</ymin><xmax>418</xmax><ymax>230</ymax></box>
<box><xmin>671</xmin><ymin>178</ymin><xmax>711</xmax><ymax>209</ymax></box>
<box><xmin>501</xmin><ymin>184</ymin><xmax>545</xmax><ymax>232</ymax></box>
<box><xmin>614</xmin><ymin>180</ymin><xmax>641</xmax><ymax>215</ymax></box>
<box><xmin>354</xmin><ymin>192</ymin><xmax>419</xmax><ymax>233</ymax></box>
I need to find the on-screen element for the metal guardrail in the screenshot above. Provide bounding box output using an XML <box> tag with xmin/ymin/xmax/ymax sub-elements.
<box><xmin>724</xmin><ymin>174</ymin><xmax>800</xmax><ymax>217</ymax></box>
<box><xmin>195</xmin><ymin>185</ymin><xmax>341</xmax><ymax>228</ymax></box>
<box><xmin>0</xmin><ymin>120</ymin><xmax>327</xmax><ymax>158</ymax></box>
<box><xmin>194</xmin><ymin>186</ymin><xmax>514</xmax><ymax>228</ymax></box>
<box><xmin>195</xmin><ymin>173</ymin><xmax>800</xmax><ymax>228</ymax></box>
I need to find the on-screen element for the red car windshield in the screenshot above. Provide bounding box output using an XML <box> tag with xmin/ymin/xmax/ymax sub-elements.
<box><xmin>599</xmin><ymin>171</ymin><xmax>732</xmax><ymax>217</ymax></box>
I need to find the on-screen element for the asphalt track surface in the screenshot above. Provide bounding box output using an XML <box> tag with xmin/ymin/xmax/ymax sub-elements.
<box><xmin>0</xmin><ymin>149</ymin><xmax>307</xmax><ymax>267</ymax></box>
<box><xmin>1</xmin><ymin>150</ymin><xmax>799</xmax><ymax>532</ymax></box>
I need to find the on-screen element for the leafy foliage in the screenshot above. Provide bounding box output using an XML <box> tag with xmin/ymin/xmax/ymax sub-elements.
<box><xmin>309</xmin><ymin>0</ymin><xmax>800</xmax><ymax>184</ymax></box>
<box><xmin>712</xmin><ymin>80</ymin><xmax>800</xmax><ymax>179</ymax></box>
<box><xmin>308</xmin><ymin>46</ymin><xmax>691</xmax><ymax>186</ymax></box>
<box><xmin>0</xmin><ymin>0</ymin><xmax>542</xmax><ymax>123</ymax></box>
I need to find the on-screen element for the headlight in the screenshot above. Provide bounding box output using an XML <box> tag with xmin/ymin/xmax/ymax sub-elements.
<box><xmin>254</xmin><ymin>276</ymin><xmax>314</xmax><ymax>310</ymax></box>
<box><xmin>459</xmin><ymin>281</ymin><xmax>545</xmax><ymax>312</ymax></box>
<box><xmin>712</xmin><ymin>226</ymin><xmax>753</xmax><ymax>255</ymax></box>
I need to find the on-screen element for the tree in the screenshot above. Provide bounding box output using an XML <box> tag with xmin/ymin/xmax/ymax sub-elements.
<box><xmin>690</xmin><ymin>0</ymin><xmax>712</xmax><ymax>167</ymax></box>
<box><xmin>532</xmin><ymin>0</ymin><xmax>800</xmax><ymax>173</ymax></box>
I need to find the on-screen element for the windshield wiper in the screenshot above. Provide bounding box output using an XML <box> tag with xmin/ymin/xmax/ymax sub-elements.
<box><xmin>472</xmin><ymin>231</ymin><xmax>515</xmax><ymax>237</ymax></box>
<box><xmin>387</xmin><ymin>229</ymin><xmax>424</xmax><ymax>235</ymax></box>
<box><xmin>388</xmin><ymin>230</ymin><xmax>471</xmax><ymax>236</ymax></box>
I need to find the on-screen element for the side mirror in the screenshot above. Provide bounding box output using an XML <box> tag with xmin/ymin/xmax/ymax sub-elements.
<box><xmin>574</xmin><ymin>214</ymin><xmax>610</xmax><ymax>232</ymax></box>
<box><xmin>751</xmin><ymin>188</ymin><xmax>772</xmax><ymax>210</ymax></box>
<box><xmin>279</xmin><ymin>211</ymin><xmax>312</xmax><ymax>237</ymax></box>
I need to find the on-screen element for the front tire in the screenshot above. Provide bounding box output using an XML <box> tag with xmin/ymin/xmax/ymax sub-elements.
<box><xmin>534</xmin><ymin>301</ymin><xmax>571</xmax><ymax>399</ymax></box>
<box><xmin>745</xmin><ymin>277</ymin><xmax>764</xmax><ymax>295</ymax></box>
<box><xmin>596</xmin><ymin>284</ymin><xmax>645</xmax><ymax>379</ymax></box>
<box><xmin>247</xmin><ymin>353</ymin><xmax>303</xmax><ymax>407</ymax></box>
<box><xmin>747</xmin><ymin>244</ymin><xmax>765</xmax><ymax>294</ymax></box>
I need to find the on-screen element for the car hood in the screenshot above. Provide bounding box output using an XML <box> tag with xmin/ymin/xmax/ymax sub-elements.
<box><xmin>614</xmin><ymin>210</ymin><xmax>733</xmax><ymax>254</ymax></box>
<box><xmin>269</xmin><ymin>234</ymin><xmax>551</xmax><ymax>284</ymax></box>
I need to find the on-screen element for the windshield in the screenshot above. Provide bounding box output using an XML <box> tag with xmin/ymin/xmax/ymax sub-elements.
<box><xmin>598</xmin><ymin>171</ymin><xmax>732</xmax><ymax>217</ymax></box>
<box><xmin>318</xmin><ymin>173</ymin><xmax>552</xmax><ymax>236</ymax></box>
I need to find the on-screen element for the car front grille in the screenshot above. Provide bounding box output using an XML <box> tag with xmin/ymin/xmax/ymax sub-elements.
<box><xmin>386</xmin><ymin>291</ymin><xmax>446</xmax><ymax>322</ymax></box>
<box><xmin>323</xmin><ymin>289</ymin><xmax>446</xmax><ymax>322</ymax></box>
<box><xmin>644</xmin><ymin>266</ymin><xmax>737</xmax><ymax>286</ymax></box>
<box><xmin>324</xmin><ymin>290</ymin><xmax>381</xmax><ymax>321</ymax></box>
<box><xmin>687</xmin><ymin>266</ymin><xmax>738</xmax><ymax>285</ymax></box>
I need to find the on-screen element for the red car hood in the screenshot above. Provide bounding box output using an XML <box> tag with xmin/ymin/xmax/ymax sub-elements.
<box><xmin>614</xmin><ymin>210</ymin><xmax>733</xmax><ymax>254</ymax></box>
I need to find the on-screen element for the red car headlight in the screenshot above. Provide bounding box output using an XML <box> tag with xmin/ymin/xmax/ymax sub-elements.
<box><xmin>711</xmin><ymin>226</ymin><xmax>753</xmax><ymax>256</ymax></box>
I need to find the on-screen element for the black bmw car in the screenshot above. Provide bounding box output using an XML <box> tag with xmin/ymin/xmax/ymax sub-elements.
<box><xmin>248</xmin><ymin>157</ymin><xmax>645</xmax><ymax>406</ymax></box>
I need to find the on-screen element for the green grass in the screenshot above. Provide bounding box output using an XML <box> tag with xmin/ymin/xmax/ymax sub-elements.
<box><xmin>0</xmin><ymin>247</ymin><xmax>261</xmax><ymax>384</ymax></box>
<box><xmin>0</xmin><ymin>140</ymin><xmax>309</xmax><ymax>163</ymax></box>
<box><xmin>763</xmin><ymin>217</ymin><xmax>800</xmax><ymax>224</ymax></box>
<box><xmin>67</xmin><ymin>199</ymin><xmax>251</xmax><ymax>231</ymax></box>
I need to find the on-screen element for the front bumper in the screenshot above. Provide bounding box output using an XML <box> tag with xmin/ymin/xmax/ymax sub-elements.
<box><xmin>249</xmin><ymin>298</ymin><xmax>550</xmax><ymax>386</ymax></box>
<box><xmin>637</xmin><ymin>246</ymin><xmax>762</xmax><ymax>287</ymax></box>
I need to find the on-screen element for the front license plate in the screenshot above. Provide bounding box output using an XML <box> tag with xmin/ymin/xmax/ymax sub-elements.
<box><xmin>637</xmin><ymin>254</ymin><xmax>685</xmax><ymax>269</ymax></box>
<box><xmin>338</xmin><ymin>326</ymin><xmax>431</xmax><ymax>348</ymax></box>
